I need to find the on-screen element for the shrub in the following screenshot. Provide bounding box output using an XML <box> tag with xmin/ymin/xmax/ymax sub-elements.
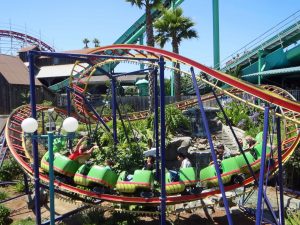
<box><xmin>0</xmin><ymin>204</ymin><xmax>10</xmax><ymax>225</ymax></box>
<box><xmin>0</xmin><ymin>192</ymin><xmax>7</xmax><ymax>201</ymax></box>
<box><xmin>11</xmin><ymin>217</ymin><xmax>35</xmax><ymax>225</ymax></box>
<box><xmin>14</xmin><ymin>181</ymin><xmax>25</xmax><ymax>193</ymax></box>
<box><xmin>286</xmin><ymin>209</ymin><xmax>300</xmax><ymax>225</ymax></box>
<box><xmin>147</xmin><ymin>105</ymin><xmax>191</xmax><ymax>136</ymax></box>
<box><xmin>0</xmin><ymin>156</ymin><xmax>22</xmax><ymax>181</ymax></box>
<box><xmin>217</xmin><ymin>100</ymin><xmax>263</xmax><ymax>136</ymax></box>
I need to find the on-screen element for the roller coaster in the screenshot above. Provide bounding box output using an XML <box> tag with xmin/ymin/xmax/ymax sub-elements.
<box><xmin>3</xmin><ymin>45</ymin><xmax>300</xmax><ymax>225</ymax></box>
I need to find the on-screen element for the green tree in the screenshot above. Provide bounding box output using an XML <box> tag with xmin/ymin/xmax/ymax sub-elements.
<box><xmin>126</xmin><ymin>0</ymin><xmax>162</xmax><ymax>112</ymax></box>
<box><xmin>154</xmin><ymin>7</ymin><xmax>198</xmax><ymax>101</ymax></box>
<box><xmin>82</xmin><ymin>38</ymin><xmax>90</xmax><ymax>48</ymax></box>
<box><xmin>93</xmin><ymin>38</ymin><xmax>100</xmax><ymax>47</ymax></box>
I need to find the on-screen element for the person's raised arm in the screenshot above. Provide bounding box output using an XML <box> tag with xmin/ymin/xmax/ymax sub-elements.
<box><xmin>86</xmin><ymin>144</ymin><xmax>98</xmax><ymax>154</ymax></box>
<box><xmin>74</xmin><ymin>136</ymin><xmax>87</xmax><ymax>152</ymax></box>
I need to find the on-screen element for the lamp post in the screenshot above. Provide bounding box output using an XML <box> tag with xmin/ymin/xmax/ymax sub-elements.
<box><xmin>21</xmin><ymin>116</ymin><xmax>79</xmax><ymax>225</ymax></box>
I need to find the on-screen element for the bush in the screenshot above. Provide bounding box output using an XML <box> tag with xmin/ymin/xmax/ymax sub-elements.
<box><xmin>217</xmin><ymin>100</ymin><xmax>263</xmax><ymax>136</ymax></box>
<box><xmin>97</xmin><ymin>103</ymin><xmax>135</xmax><ymax>116</ymax></box>
<box><xmin>0</xmin><ymin>192</ymin><xmax>7</xmax><ymax>201</ymax></box>
<box><xmin>14</xmin><ymin>181</ymin><xmax>25</xmax><ymax>193</ymax></box>
<box><xmin>0</xmin><ymin>157</ymin><xmax>22</xmax><ymax>181</ymax></box>
<box><xmin>0</xmin><ymin>204</ymin><xmax>10</xmax><ymax>225</ymax></box>
<box><xmin>286</xmin><ymin>209</ymin><xmax>300</xmax><ymax>225</ymax></box>
<box><xmin>11</xmin><ymin>217</ymin><xmax>35</xmax><ymax>225</ymax></box>
<box><xmin>147</xmin><ymin>105</ymin><xmax>191</xmax><ymax>136</ymax></box>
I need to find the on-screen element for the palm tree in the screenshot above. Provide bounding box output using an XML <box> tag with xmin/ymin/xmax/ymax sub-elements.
<box><xmin>154</xmin><ymin>7</ymin><xmax>198</xmax><ymax>101</ymax></box>
<box><xmin>93</xmin><ymin>38</ymin><xmax>100</xmax><ymax>47</ymax></box>
<box><xmin>126</xmin><ymin>0</ymin><xmax>161</xmax><ymax>112</ymax></box>
<box><xmin>82</xmin><ymin>38</ymin><xmax>90</xmax><ymax>48</ymax></box>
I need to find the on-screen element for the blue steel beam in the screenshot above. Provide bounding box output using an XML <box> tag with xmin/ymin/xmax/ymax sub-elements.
<box><xmin>276</xmin><ymin>117</ymin><xmax>285</xmax><ymax>225</ymax></box>
<box><xmin>159</xmin><ymin>57</ymin><xmax>166</xmax><ymax>225</ymax></box>
<box><xmin>66</xmin><ymin>87</ymin><xmax>110</xmax><ymax>132</ymax></box>
<box><xmin>111</xmin><ymin>78</ymin><xmax>118</xmax><ymax>146</ymax></box>
<box><xmin>28</xmin><ymin>51</ymin><xmax>42</xmax><ymax>225</ymax></box>
<box><xmin>255</xmin><ymin>106</ymin><xmax>271</xmax><ymax>225</ymax></box>
<box><xmin>30</xmin><ymin>51</ymin><xmax>157</xmax><ymax>62</ymax></box>
<box><xmin>191</xmin><ymin>67</ymin><xmax>233</xmax><ymax>225</ymax></box>
<box><xmin>154</xmin><ymin>68</ymin><xmax>160</xmax><ymax>181</ymax></box>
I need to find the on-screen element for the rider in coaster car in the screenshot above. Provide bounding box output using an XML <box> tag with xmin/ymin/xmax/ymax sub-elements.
<box><xmin>143</xmin><ymin>155</ymin><xmax>155</xmax><ymax>171</ymax></box>
<box><xmin>69</xmin><ymin>136</ymin><xmax>98</xmax><ymax>164</ymax></box>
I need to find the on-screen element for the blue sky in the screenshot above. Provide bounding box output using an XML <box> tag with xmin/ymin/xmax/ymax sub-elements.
<box><xmin>0</xmin><ymin>0</ymin><xmax>299</xmax><ymax>67</ymax></box>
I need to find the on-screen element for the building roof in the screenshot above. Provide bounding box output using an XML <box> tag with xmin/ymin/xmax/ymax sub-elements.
<box><xmin>0</xmin><ymin>54</ymin><xmax>41</xmax><ymax>85</ymax></box>
<box><xmin>63</xmin><ymin>48</ymin><xmax>98</xmax><ymax>54</ymax></box>
<box><xmin>81</xmin><ymin>74</ymin><xmax>146</xmax><ymax>85</ymax></box>
<box><xmin>37</xmin><ymin>63</ymin><xmax>145</xmax><ymax>84</ymax></box>
<box><xmin>36</xmin><ymin>63</ymin><xmax>89</xmax><ymax>79</ymax></box>
<box><xmin>242</xmin><ymin>66</ymin><xmax>300</xmax><ymax>78</ymax></box>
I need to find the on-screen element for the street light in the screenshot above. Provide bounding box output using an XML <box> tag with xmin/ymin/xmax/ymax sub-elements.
<box><xmin>21</xmin><ymin>116</ymin><xmax>78</xmax><ymax>225</ymax></box>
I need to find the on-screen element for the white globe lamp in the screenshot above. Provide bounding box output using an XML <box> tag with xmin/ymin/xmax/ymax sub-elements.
<box><xmin>62</xmin><ymin>117</ymin><xmax>78</xmax><ymax>133</ymax></box>
<box><xmin>21</xmin><ymin>118</ymin><xmax>38</xmax><ymax>133</ymax></box>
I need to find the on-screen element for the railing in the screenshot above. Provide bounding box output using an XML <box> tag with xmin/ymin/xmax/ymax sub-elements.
<box><xmin>57</xmin><ymin>94</ymin><xmax>195</xmax><ymax>112</ymax></box>
<box><xmin>218</xmin><ymin>10</ymin><xmax>300</xmax><ymax>71</ymax></box>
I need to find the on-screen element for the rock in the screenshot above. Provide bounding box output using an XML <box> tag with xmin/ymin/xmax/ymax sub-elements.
<box><xmin>166</xmin><ymin>137</ymin><xmax>192</xmax><ymax>161</ymax></box>
<box><xmin>197</xmin><ymin>143</ymin><xmax>207</xmax><ymax>150</ymax></box>
<box><xmin>187</xmin><ymin>146</ymin><xmax>197</xmax><ymax>154</ymax></box>
<box><xmin>177</xmin><ymin>137</ymin><xmax>192</xmax><ymax>154</ymax></box>
<box><xmin>188</xmin><ymin>150</ymin><xmax>211</xmax><ymax>170</ymax></box>
<box><xmin>198</xmin><ymin>138</ymin><xmax>208</xmax><ymax>144</ymax></box>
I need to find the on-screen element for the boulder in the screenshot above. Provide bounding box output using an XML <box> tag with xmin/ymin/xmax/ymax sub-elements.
<box><xmin>165</xmin><ymin>136</ymin><xmax>192</xmax><ymax>161</ymax></box>
<box><xmin>198</xmin><ymin>138</ymin><xmax>208</xmax><ymax>144</ymax></box>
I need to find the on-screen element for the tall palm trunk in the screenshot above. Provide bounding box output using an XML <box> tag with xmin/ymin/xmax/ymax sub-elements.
<box><xmin>172</xmin><ymin>37</ymin><xmax>181</xmax><ymax>101</ymax></box>
<box><xmin>145</xmin><ymin>4</ymin><xmax>155</xmax><ymax>47</ymax></box>
<box><xmin>145</xmin><ymin>3</ymin><xmax>155</xmax><ymax>112</ymax></box>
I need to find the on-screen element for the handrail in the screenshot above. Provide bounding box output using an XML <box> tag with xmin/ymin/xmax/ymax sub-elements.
<box><xmin>219</xmin><ymin>10</ymin><xmax>300</xmax><ymax>70</ymax></box>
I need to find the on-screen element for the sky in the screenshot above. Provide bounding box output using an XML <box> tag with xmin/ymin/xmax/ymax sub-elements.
<box><xmin>0</xmin><ymin>0</ymin><xmax>300</xmax><ymax>67</ymax></box>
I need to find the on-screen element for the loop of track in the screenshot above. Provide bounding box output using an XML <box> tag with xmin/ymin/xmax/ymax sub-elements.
<box><xmin>5</xmin><ymin>45</ymin><xmax>300</xmax><ymax>205</ymax></box>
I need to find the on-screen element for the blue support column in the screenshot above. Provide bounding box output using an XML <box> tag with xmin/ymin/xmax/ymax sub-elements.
<box><xmin>66</xmin><ymin>88</ymin><xmax>71</xmax><ymax>117</ymax></box>
<box><xmin>154</xmin><ymin>68</ymin><xmax>160</xmax><ymax>181</ymax></box>
<box><xmin>111</xmin><ymin>78</ymin><xmax>118</xmax><ymax>146</ymax></box>
<box><xmin>255</xmin><ymin>106</ymin><xmax>270</xmax><ymax>225</ymax></box>
<box><xmin>190</xmin><ymin>67</ymin><xmax>233</xmax><ymax>225</ymax></box>
<box><xmin>66</xmin><ymin>88</ymin><xmax>72</xmax><ymax>150</ymax></box>
<box><xmin>28</xmin><ymin>51</ymin><xmax>41</xmax><ymax>225</ymax></box>
<box><xmin>47</xmin><ymin>132</ymin><xmax>55</xmax><ymax>225</ymax></box>
<box><xmin>23</xmin><ymin>173</ymin><xmax>30</xmax><ymax>195</ymax></box>
<box><xmin>276</xmin><ymin>117</ymin><xmax>285</xmax><ymax>225</ymax></box>
<box><xmin>159</xmin><ymin>57</ymin><xmax>166</xmax><ymax>225</ymax></box>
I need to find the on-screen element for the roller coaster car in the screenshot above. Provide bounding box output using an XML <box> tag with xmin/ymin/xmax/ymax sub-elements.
<box><xmin>200</xmin><ymin>157</ymin><xmax>243</xmax><ymax>187</ymax></box>
<box><xmin>116</xmin><ymin>170</ymin><xmax>154</xmax><ymax>194</ymax></box>
<box><xmin>165</xmin><ymin>172</ymin><xmax>185</xmax><ymax>195</ymax></box>
<box><xmin>179</xmin><ymin>167</ymin><xmax>199</xmax><ymax>187</ymax></box>
<box><xmin>234</xmin><ymin>152</ymin><xmax>258</xmax><ymax>174</ymax></box>
<box><xmin>41</xmin><ymin>152</ymin><xmax>81</xmax><ymax>178</ymax></box>
<box><xmin>166</xmin><ymin>167</ymin><xmax>201</xmax><ymax>195</ymax></box>
<box><xmin>252</xmin><ymin>143</ymin><xmax>271</xmax><ymax>159</ymax></box>
<box><xmin>74</xmin><ymin>164</ymin><xmax>118</xmax><ymax>189</ymax></box>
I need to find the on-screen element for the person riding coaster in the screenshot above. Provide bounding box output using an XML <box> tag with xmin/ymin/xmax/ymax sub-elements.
<box><xmin>69</xmin><ymin>136</ymin><xmax>98</xmax><ymax>164</ymax></box>
<box><xmin>40</xmin><ymin>131</ymin><xmax>272</xmax><ymax>197</ymax></box>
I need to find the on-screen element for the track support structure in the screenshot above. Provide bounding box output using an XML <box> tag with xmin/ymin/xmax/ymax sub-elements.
<box><xmin>191</xmin><ymin>67</ymin><xmax>233</xmax><ymax>225</ymax></box>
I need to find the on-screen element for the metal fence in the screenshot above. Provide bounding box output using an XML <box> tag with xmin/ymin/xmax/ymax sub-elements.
<box><xmin>56</xmin><ymin>94</ymin><xmax>197</xmax><ymax>112</ymax></box>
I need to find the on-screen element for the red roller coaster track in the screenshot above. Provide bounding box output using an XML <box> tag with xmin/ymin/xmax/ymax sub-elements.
<box><xmin>5</xmin><ymin>45</ymin><xmax>300</xmax><ymax>206</ymax></box>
